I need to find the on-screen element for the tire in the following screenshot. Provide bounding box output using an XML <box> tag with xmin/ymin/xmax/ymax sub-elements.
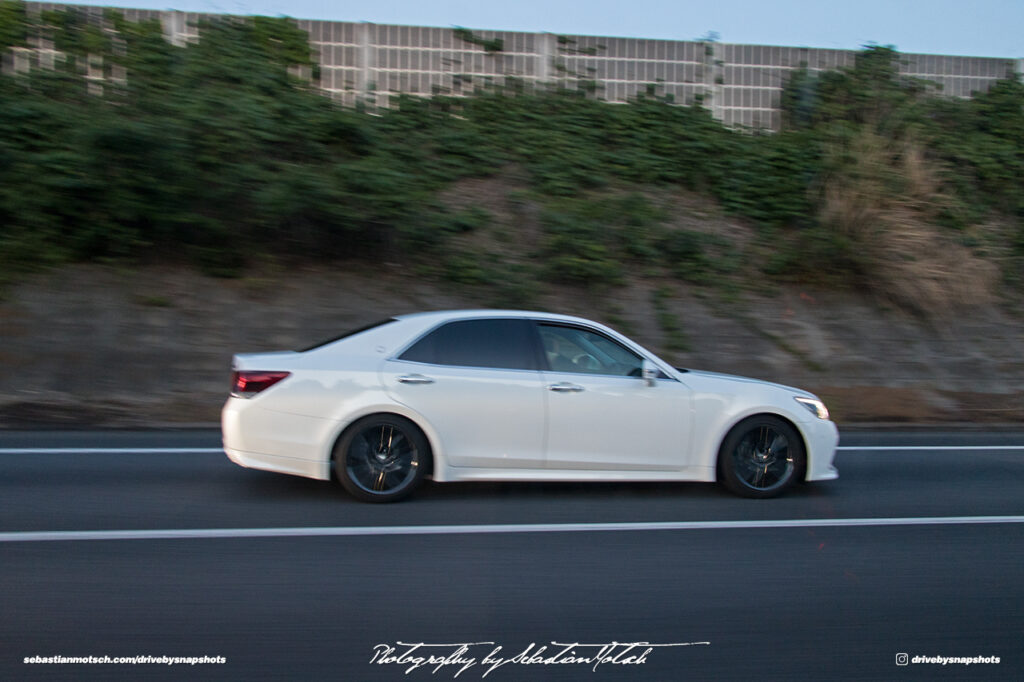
<box><xmin>334</xmin><ymin>415</ymin><xmax>428</xmax><ymax>503</ymax></box>
<box><xmin>718</xmin><ymin>415</ymin><xmax>805</xmax><ymax>498</ymax></box>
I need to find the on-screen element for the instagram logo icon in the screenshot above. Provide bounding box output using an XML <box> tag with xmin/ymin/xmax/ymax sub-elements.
<box><xmin>896</xmin><ymin>653</ymin><xmax>909</xmax><ymax>666</ymax></box>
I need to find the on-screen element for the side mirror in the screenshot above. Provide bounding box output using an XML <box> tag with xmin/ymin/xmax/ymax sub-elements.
<box><xmin>641</xmin><ymin>359</ymin><xmax>658</xmax><ymax>387</ymax></box>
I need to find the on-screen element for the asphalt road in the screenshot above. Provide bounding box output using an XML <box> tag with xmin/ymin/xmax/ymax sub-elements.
<box><xmin>1</xmin><ymin>429</ymin><xmax>1022</xmax><ymax>680</ymax></box>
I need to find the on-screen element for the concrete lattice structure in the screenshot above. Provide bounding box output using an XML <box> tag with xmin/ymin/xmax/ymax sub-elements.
<box><xmin>294</xmin><ymin>20</ymin><xmax>1021</xmax><ymax>129</ymax></box>
<box><xmin>18</xmin><ymin>3</ymin><xmax>1024</xmax><ymax>130</ymax></box>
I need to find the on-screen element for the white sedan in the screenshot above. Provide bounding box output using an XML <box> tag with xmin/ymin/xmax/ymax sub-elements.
<box><xmin>222</xmin><ymin>310</ymin><xmax>838</xmax><ymax>502</ymax></box>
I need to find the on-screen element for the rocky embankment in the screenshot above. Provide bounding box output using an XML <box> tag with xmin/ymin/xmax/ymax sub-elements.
<box><xmin>1</xmin><ymin>264</ymin><xmax>1022</xmax><ymax>427</ymax></box>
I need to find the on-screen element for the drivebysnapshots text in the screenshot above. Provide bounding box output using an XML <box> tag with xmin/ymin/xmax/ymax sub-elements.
<box><xmin>896</xmin><ymin>653</ymin><xmax>1000</xmax><ymax>667</ymax></box>
<box><xmin>24</xmin><ymin>655</ymin><xmax>225</xmax><ymax>666</ymax></box>
<box><xmin>369</xmin><ymin>640</ymin><xmax>710</xmax><ymax>677</ymax></box>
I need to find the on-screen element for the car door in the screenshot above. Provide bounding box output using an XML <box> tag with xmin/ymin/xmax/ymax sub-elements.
<box><xmin>381</xmin><ymin>317</ymin><xmax>546</xmax><ymax>469</ymax></box>
<box><xmin>538</xmin><ymin>322</ymin><xmax>689</xmax><ymax>471</ymax></box>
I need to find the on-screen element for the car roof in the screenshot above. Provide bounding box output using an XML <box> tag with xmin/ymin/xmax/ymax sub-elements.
<box><xmin>394</xmin><ymin>310</ymin><xmax>599</xmax><ymax>326</ymax></box>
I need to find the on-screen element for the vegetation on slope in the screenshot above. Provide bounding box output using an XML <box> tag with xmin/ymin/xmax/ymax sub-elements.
<box><xmin>1</xmin><ymin>4</ymin><xmax>1022</xmax><ymax>314</ymax></box>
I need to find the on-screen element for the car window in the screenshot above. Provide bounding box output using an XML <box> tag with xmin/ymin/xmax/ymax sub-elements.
<box><xmin>538</xmin><ymin>324</ymin><xmax>643</xmax><ymax>376</ymax></box>
<box><xmin>399</xmin><ymin>319</ymin><xmax>538</xmax><ymax>370</ymax></box>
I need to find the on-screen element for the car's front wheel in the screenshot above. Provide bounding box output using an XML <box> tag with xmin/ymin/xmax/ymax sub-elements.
<box><xmin>718</xmin><ymin>416</ymin><xmax>804</xmax><ymax>498</ymax></box>
<box><xmin>335</xmin><ymin>415</ymin><xmax>428</xmax><ymax>503</ymax></box>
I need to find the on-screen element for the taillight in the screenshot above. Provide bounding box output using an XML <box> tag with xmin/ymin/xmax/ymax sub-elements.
<box><xmin>231</xmin><ymin>371</ymin><xmax>291</xmax><ymax>398</ymax></box>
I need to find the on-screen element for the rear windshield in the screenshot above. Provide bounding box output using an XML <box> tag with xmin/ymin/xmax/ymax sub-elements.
<box><xmin>297</xmin><ymin>318</ymin><xmax>397</xmax><ymax>352</ymax></box>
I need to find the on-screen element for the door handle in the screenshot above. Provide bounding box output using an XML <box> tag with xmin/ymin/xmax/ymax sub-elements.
<box><xmin>548</xmin><ymin>382</ymin><xmax>584</xmax><ymax>393</ymax></box>
<box><xmin>397</xmin><ymin>374</ymin><xmax>435</xmax><ymax>385</ymax></box>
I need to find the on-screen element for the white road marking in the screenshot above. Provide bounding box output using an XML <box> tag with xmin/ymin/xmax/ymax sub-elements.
<box><xmin>837</xmin><ymin>445</ymin><xmax>1024</xmax><ymax>451</ymax></box>
<box><xmin>2</xmin><ymin>516</ymin><xmax>1024</xmax><ymax>543</ymax></box>
<box><xmin>1</xmin><ymin>445</ymin><xmax>1023</xmax><ymax>455</ymax></box>
<box><xmin>0</xmin><ymin>448</ymin><xmax>224</xmax><ymax>454</ymax></box>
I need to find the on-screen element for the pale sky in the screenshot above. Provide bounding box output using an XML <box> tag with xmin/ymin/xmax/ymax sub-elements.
<box><xmin>57</xmin><ymin>0</ymin><xmax>1023</xmax><ymax>59</ymax></box>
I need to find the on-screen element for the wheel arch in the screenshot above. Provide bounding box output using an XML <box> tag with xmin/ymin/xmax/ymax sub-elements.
<box><xmin>327</xmin><ymin>409</ymin><xmax>438</xmax><ymax>480</ymax></box>
<box><xmin>714</xmin><ymin>411</ymin><xmax>809</xmax><ymax>483</ymax></box>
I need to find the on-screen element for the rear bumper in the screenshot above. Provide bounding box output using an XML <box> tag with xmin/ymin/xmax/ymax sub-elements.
<box><xmin>223</xmin><ymin>445</ymin><xmax>326</xmax><ymax>480</ymax></box>
<box><xmin>222</xmin><ymin>398</ymin><xmax>332</xmax><ymax>480</ymax></box>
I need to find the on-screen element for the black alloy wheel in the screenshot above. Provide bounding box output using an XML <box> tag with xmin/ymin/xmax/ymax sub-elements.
<box><xmin>335</xmin><ymin>415</ymin><xmax>427</xmax><ymax>503</ymax></box>
<box><xmin>718</xmin><ymin>416</ymin><xmax>805</xmax><ymax>498</ymax></box>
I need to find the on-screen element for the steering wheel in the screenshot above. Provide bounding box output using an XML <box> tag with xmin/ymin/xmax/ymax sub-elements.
<box><xmin>571</xmin><ymin>353</ymin><xmax>600</xmax><ymax>371</ymax></box>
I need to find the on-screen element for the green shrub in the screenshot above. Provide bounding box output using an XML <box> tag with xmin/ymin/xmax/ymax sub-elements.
<box><xmin>0</xmin><ymin>19</ymin><xmax>1020</xmax><ymax>303</ymax></box>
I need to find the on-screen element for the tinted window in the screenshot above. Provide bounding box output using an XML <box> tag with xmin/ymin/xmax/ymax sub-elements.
<box><xmin>538</xmin><ymin>324</ymin><xmax>642</xmax><ymax>376</ymax></box>
<box><xmin>399</xmin><ymin>319</ymin><xmax>538</xmax><ymax>370</ymax></box>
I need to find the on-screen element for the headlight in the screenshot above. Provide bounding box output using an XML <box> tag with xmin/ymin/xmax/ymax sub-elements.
<box><xmin>794</xmin><ymin>396</ymin><xmax>830</xmax><ymax>420</ymax></box>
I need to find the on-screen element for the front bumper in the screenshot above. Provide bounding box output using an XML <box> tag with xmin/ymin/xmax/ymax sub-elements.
<box><xmin>805</xmin><ymin>419</ymin><xmax>840</xmax><ymax>482</ymax></box>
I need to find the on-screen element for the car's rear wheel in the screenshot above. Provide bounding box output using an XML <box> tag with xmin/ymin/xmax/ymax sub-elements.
<box><xmin>335</xmin><ymin>415</ymin><xmax>427</xmax><ymax>503</ymax></box>
<box><xmin>718</xmin><ymin>416</ymin><xmax>804</xmax><ymax>498</ymax></box>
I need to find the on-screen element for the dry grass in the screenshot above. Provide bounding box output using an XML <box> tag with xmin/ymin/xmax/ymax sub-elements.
<box><xmin>819</xmin><ymin>131</ymin><xmax>997</xmax><ymax>315</ymax></box>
